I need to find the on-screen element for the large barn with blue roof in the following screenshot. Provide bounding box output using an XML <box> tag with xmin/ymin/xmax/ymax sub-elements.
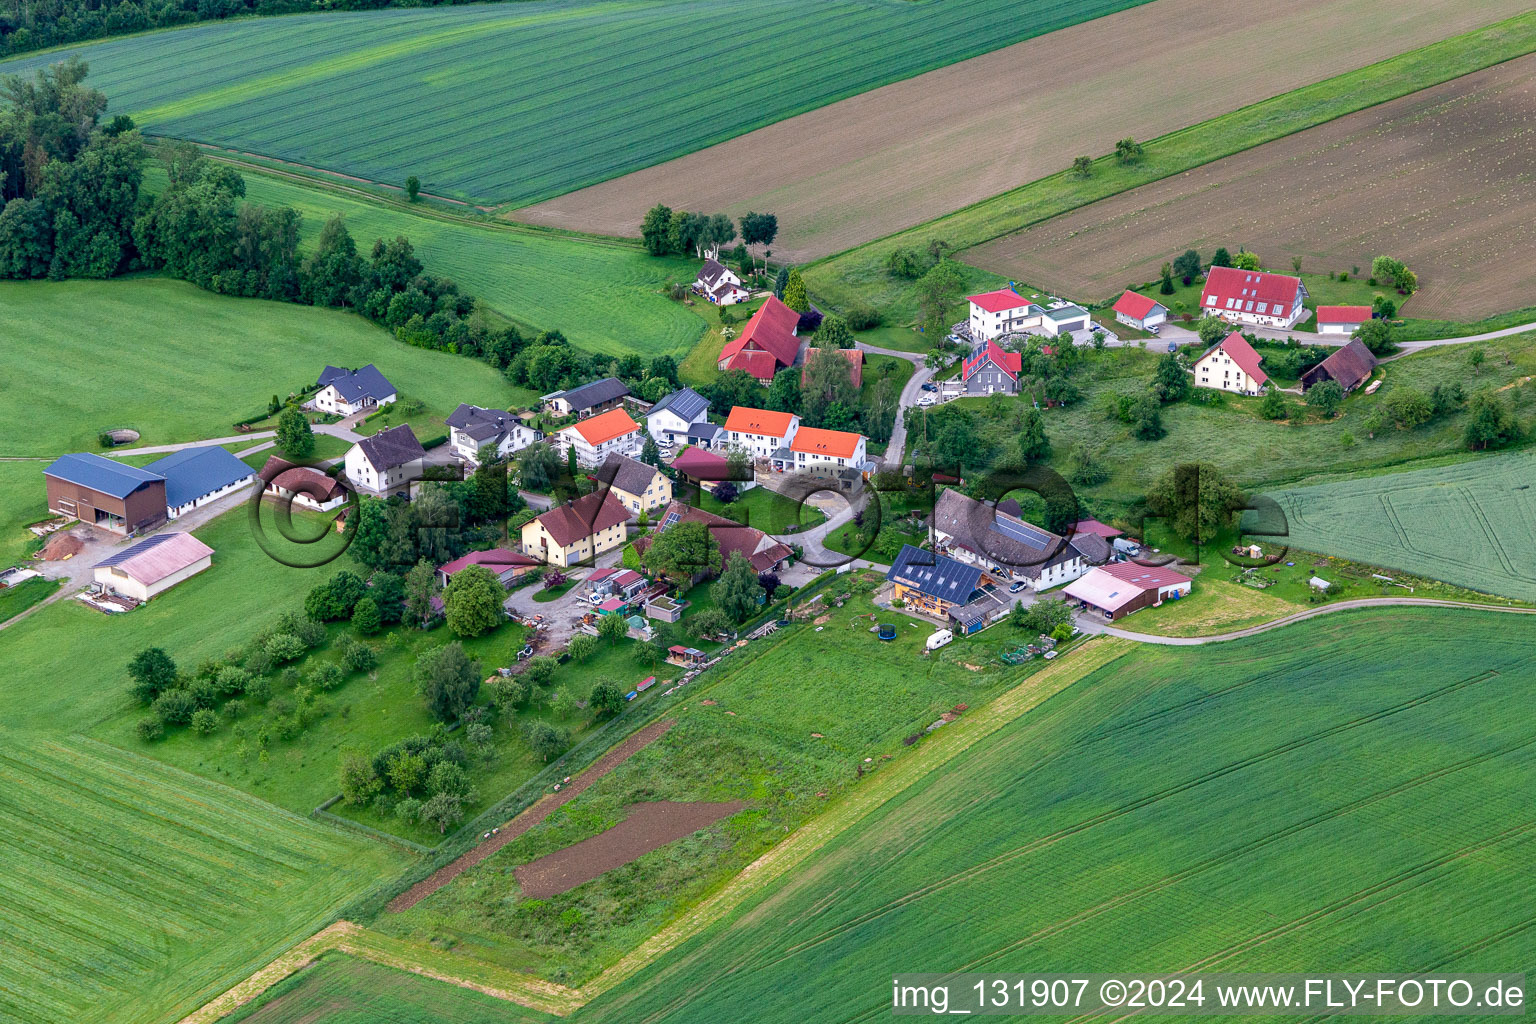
<box><xmin>44</xmin><ymin>446</ymin><xmax>255</xmax><ymax>534</ymax></box>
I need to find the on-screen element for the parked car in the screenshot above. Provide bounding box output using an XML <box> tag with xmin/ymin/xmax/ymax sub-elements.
<box><xmin>1148</xmin><ymin>324</ymin><xmax>1160</xmax><ymax>335</ymax></box>
<box><xmin>920</xmin><ymin>381</ymin><xmax>938</xmax><ymax>392</ymax></box>
<box><xmin>1008</xmin><ymin>581</ymin><xmax>1026</xmax><ymax>594</ymax></box>
<box><xmin>918</xmin><ymin>395</ymin><xmax>936</xmax><ymax>407</ymax></box>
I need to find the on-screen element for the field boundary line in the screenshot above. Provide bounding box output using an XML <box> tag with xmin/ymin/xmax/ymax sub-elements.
<box><xmin>581</xmin><ymin>637</ymin><xmax>1133</xmax><ymax>1001</ymax></box>
<box><xmin>175</xmin><ymin>921</ymin><xmax>357</xmax><ymax>1024</ymax></box>
<box><xmin>1104</xmin><ymin>597</ymin><xmax>1536</xmax><ymax>645</ymax></box>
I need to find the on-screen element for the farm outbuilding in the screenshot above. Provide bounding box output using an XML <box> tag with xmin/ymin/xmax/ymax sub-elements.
<box><xmin>1300</xmin><ymin>338</ymin><xmax>1377</xmax><ymax>393</ymax></box>
<box><xmin>1064</xmin><ymin>562</ymin><xmax>1191</xmax><ymax>621</ymax></box>
<box><xmin>1111</xmin><ymin>290</ymin><xmax>1168</xmax><ymax>331</ymax></box>
<box><xmin>93</xmin><ymin>532</ymin><xmax>214</xmax><ymax>602</ymax></box>
<box><xmin>1040</xmin><ymin>304</ymin><xmax>1092</xmax><ymax>337</ymax></box>
<box><xmin>143</xmin><ymin>446</ymin><xmax>256</xmax><ymax>519</ymax></box>
<box><xmin>44</xmin><ymin>453</ymin><xmax>167</xmax><ymax>536</ymax></box>
<box><xmin>1316</xmin><ymin>305</ymin><xmax>1372</xmax><ymax>335</ymax></box>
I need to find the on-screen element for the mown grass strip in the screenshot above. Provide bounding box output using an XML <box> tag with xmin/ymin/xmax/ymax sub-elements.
<box><xmin>804</xmin><ymin>12</ymin><xmax>1536</xmax><ymax>321</ymax></box>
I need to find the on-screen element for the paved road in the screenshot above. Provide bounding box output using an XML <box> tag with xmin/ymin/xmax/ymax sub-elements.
<box><xmin>1150</xmin><ymin>319</ymin><xmax>1536</xmax><ymax>353</ymax></box>
<box><xmin>854</xmin><ymin>341</ymin><xmax>935</xmax><ymax>470</ymax></box>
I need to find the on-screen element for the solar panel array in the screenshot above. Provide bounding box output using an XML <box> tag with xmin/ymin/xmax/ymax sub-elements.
<box><xmin>990</xmin><ymin>514</ymin><xmax>1053</xmax><ymax>551</ymax></box>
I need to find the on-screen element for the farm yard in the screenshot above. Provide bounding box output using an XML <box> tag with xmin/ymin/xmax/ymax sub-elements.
<box><xmin>517</xmin><ymin>0</ymin><xmax>1534</xmax><ymax>262</ymax></box>
<box><xmin>0</xmin><ymin>735</ymin><xmax>405</xmax><ymax>1024</ymax></box>
<box><xmin>576</xmin><ymin>609</ymin><xmax>1536</xmax><ymax>1024</ymax></box>
<box><xmin>0</xmin><ymin>0</ymin><xmax>1153</xmax><ymax>208</ymax></box>
<box><xmin>223</xmin><ymin>168</ymin><xmax>705</xmax><ymax>359</ymax></box>
<box><xmin>0</xmin><ymin>277</ymin><xmax>525</xmax><ymax>457</ymax></box>
<box><xmin>1267</xmin><ymin>451</ymin><xmax>1536</xmax><ymax>604</ymax></box>
<box><xmin>965</xmin><ymin>52</ymin><xmax>1536</xmax><ymax>318</ymax></box>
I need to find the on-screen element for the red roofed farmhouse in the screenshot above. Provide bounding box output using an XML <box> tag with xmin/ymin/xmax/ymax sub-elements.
<box><xmin>967</xmin><ymin>288</ymin><xmax>1042</xmax><ymax>341</ymax></box>
<box><xmin>1111</xmin><ymin>290</ymin><xmax>1168</xmax><ymax>331</ymax></box>
<box><xmin>961</xmin><ymin>340</ymin><xmax>1022</xmax><ymax>395</ymax></box>
<box><xmin>1193</xmin><ymin>333</ymin><xmax>1269</xmax><ymax>396</ymax></box>
<box><xmin>1199</xmin><ymin>266</ymin><xmax>1309</xmax><ymax>329</ymax></box>
<box><xmin>718</xmin><ymin>296</ymin><xmax>801</xmax><ymax>381</ymax></box>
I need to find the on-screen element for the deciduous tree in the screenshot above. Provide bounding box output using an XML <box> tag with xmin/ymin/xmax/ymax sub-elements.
<box><xmin>442</xmin><ymin>563</ymin><xmax>504</xmax><ymax>638</ymax></box>
<box><xmin>414</xmin><ymin>641</ymin><xmax>481</xmax><ymax>722</ymax></box>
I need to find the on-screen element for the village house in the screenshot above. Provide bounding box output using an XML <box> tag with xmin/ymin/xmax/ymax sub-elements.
<box><xmin>961</xmin><ymin>339</ymin><xmax>1022</xmax><ymax>396</ymax></box>
<box><xmin>1192</xmin><ymin>333</ymin><xmax>1269</xmax><ymax>396</ymax></box>
<box><xmin>932</xmin><ymin>489</ymin><xmax>1105</xmax><ymax>591</ymax></box>
<box><xmin>1040</xmin><ymin>304</ymin><xmax>1092</xmax><ymax>338</ymax></box>
<box><xmin>717</xmin><ymin>295</ymin><xmax>801</xmax><ymax>382</ymax></box>
<box><xmin>44</xmin><ymin>454</ymin><xmax>166</xmax><ymax>536</ymax></box>
<box><xmin>445</xmin><ymin>404</ymin><xmax>543</xmax><ymax>466</ymax></box>
<box><xmin>1111</xmin><ymin>290</ymin><xmax>1168</xmax><ymax>331</ymax></box>
<box><xmin>595</xmin><ymin>453</ymin><xmax>673</xmax><ymax>514</ymax></box>
<box><xmin>94</xmin><ymin>532</ymin><xmax>214</xmax><ymax>603</ymax></box>
<box><xmin>771</xmin><ymin>425</ymin><xmax>866</xmax><ymax>483</ymax></box>
<box><xmin>967</xmin><ymin>288</ymin><xmax>1043</xmax><ymax>341</ymax></box>
<box><xmin>520</xmin><ymin>489</ymin><xmax>630</xmax><ymax>566</ymax></box>
<box><xmin>556</xmin><ymin>407</ymin><xmax>643</xmax><ymax>467</ymax></box>
<box><xmin>1300</xmin><ymin>338</ymin><xmax>1378</xmax><ymax>393</ymax></box>
<box><xmin>693</xmin><ymin>257</ymin><xmax>749</xmax><ymax>305</ymax></box>
<box><xmin>641</xmin><ymin>500</ymin><xmax>786</xmax><ymax>581</ymax></box>
<box><xmin>543</xmin><ymin>377</ymin><xmax>630</xmax><ymax>419</ymax></box>
<box><xmin>344</xmin><ymin>424</ymin><xmax>428</xmax><ymax>495</ymax></box>
<box><xmin>1199</xmin><ymin>266</ymin><xmax>1310</xmax><ymax>329</ymax></box>
<box><xmin>724</xmin><ymin>407</ymin><xmax>799</xmax><ymax>460</ymax></box>
<box><xmin>1316</xmin><ymin>305</ymin><xmax>1372</xmax><ymax>335</ymax></box>
<box><xmin>644</xmin><ymin>387</ymin><xmax>710</xmax><ymax>445</ymax></box>
<box><xmin>142</xmin><ymin>447</ymin><xmax>256</xmax><ymax>520</ymax></box>
<box><xmin>681</xmin><ymin>420</ymin><xmax>724</xmax><ymax>449</ymax></box>
<box><xmin>885</xmin><ymin>543</ymin><xmax>1002</xmax><ymax>634</ymax></box>
<box><xmin>259</xmin><ymin>457</ymin><xmax>349</xmax><ymax>512</ymax></box>
<box><xmin>1064</xmin><ymin>562</ymin><xmax>1192</xmax><ymax>621</ymax></box>
<box><xmin>312</xmin><ymin>364</ymin><xmax>397</xmax><ymax>416</ymax></box>
<box><xmin>436</xmin><ymin>548</ymin><xmax>539</xmax><ymax>589</ymax></box>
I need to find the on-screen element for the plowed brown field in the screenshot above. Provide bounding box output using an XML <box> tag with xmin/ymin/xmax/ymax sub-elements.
<box><xmin>512</xmin><ymin>0</ymin><xmax>1532</xmax><ymax>262</ymax></box>
<box><xmin>964</xmin><ymin>54</ymin><xmax>1536</xmax><ymax>318</ymax></box>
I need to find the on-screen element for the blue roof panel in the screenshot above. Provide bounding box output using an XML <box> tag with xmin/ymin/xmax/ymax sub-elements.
<box><xmin>142</xmin><ymin>447</ymin><xmax>253</xmax><ymax>508</ymax></box>
<box><xmin>44</xmin><ymin>453</ymin><xmax>163</xmax><ymax>499</ymax></box>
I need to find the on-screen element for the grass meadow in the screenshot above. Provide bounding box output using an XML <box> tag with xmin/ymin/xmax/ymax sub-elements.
<box><xmin>0</xmin><ymin>735</ymin><xmax>406</xmax><ymax>1024</ymax></box>
<box><xmin>221</xmin><ymin>168</ymin><xmax>707</xmax><ymax>359</ymax></box>
<box><xmin>373</xmin><ymin>574</ymin><xmax>1067</xmax><ymax>985</ymax></box>
<box><xmin>220</xmin><ymin>952</ymin><xmax>549</xmax><ymax>1023</ymax></box>
<box><xmin>0</xmin><ymin>277</ymin><xmax>527</xmax><ymax>457</ymax></box>
<box><xmin>577</xmin><ymin>608</ymin><xmax>1536</xmax><ymax>1023</ymax></box>
<box><xmin>0</xmin><ymin>0</ymin><xmax>1148</xmax><ymax>206</ymax></box>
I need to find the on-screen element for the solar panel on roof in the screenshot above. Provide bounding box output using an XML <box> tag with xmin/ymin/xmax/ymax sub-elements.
<box><xmin>663</xmin><ymin>511</ymin><xmax>681</xmax><ymax>526</ymax></box>
<box><xmin>991</xmin><ymin>515</ymin><xmax>1051</xmax><ymax>550</ymax></box>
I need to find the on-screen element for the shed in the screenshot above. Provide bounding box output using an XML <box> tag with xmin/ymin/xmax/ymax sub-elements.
<box><xmin>93</xmin><ymin>533</ymin><xmax>214</xmax><ymax>602</ymax></box>
<box><xmin>595</xmin><ymin>597</ymin><xmax>628</xmax><ymax>615</ymax></box>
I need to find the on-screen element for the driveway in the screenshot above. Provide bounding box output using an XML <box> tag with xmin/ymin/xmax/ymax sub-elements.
<box><xmin>854</xmin><ymin>341</ymin><xmax>933</xmax><ymax>470</ymax></box>
<box><xmin>504</xmin><ymin>567</ymin><xmax>596</xmax><ymax>649</ymax></box>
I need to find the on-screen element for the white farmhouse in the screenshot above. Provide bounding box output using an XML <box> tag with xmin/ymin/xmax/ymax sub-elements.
<box><xmin>345</xmin><ymin>424</ymin><xmax>428</xmax><ymax>495</ymax></box>
<box><xmin>967</xmin><ymin>288</ymin><xmax>1043</xmax><ymax>341</ymax></box>
<box><xmin>1199</xmin><ymin>267</ymin><xmax>1309</xmax><ymax>329</ymax></box>
<box><xmin>313</xmin><ymin>364</ymin><xmax>397</xmax><ymax>416</ymax></box>
<box><xmin>770</xmin><ymin>426</ymin><xmax>866</xmax><ymax>479</ymax></box>
<box><xmin>723</xmin><ymin>407</ymin><xmax>799</xmax><ymax>460</ymax></box>
<box><xmin>445</xmin><ymin>404</ymin><xmax>543</xmax><ymax>466</ymax></box>
<box><xmin>1193</xmin><ymin>333</ymin><xmax>1270</xmax><ymax>396</ymax></box>
<box><xmin>693</xmin><ymin>258</ymin><xmax>749</xmax><ymax>305</ymax></box>
<box><xmin>644</xmin><ymin>387</ymin><xmax>710</xmax><ymax>444</ymax></box>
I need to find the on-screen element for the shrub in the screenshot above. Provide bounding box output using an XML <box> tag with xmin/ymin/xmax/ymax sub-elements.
<box><xmin>340</xmin><ymin>637</ymin><xmax>377</xmax><ymax>674</ymax></box>
<box><xmin>153</xmin><ymin>689</ymin><xmax>197</xmax><ymax>726</ymax></box>
<box><xmin>191</xmin><ymin>708</ymin><xmax>219</xmax><ymax>735</ymax></box>
<box><xmin>213</xmin><ymin>665</ymin><xmax>250</xmax><ymax>696</ymax></box>
<box><xmin>489</xmin><ymin>674</ymin><xmax>532</xmax><ymax>711</ymax></box>
<box><xmin>224</xmin><ymin>699</ymin><xmax>247</xmax><ymax>720</ymax></box>
<box><xmin>244</xmin><ymin>676</ymin><xmax>272</xmax><ymax>704</ymax></box>
<box><xmin>136</xmin><ymin>717</ymin><xmax>164</xmax><ymax>742</ymax></box>
<box><xmin>264</xmin><ymin>633</ymin><xmax>307</xmax><ymax>663</ymax></box>
<box><xmin>427</xmin><ymin>760</ymin><xmax>472</xmax><ymax>798</ymax></box>
<box><xmin>309</xmin><ymin>663</ymin><xmax>346</xmax><ymax>691</ymax></box>
<box><xmin>567</xmin><ymin>633</ymin><xmax>599</xmax><ymax>662</ymax></box>
<box><xmin>393</xmin><ymin>797</ymin><xmax>423</xmax><ymax>822</ymax></box>
<box><xmin>844</xmin><ymin>302</ymin><xmax>881</xmax><ymax>330</ymax></box>
<box><xmin>339</xmin><ymin>751</ymin><xmax>381</xmax><ymax>806</ymax></box>
<box><xmin>523</xmin><ymin>655</ymin><xmax>557</xmax><ymax>687</ymax></box>
<box><xmin>351</xmin><ymin>596</ymin><xmax>382</xmax><ymax>635</ymax></box>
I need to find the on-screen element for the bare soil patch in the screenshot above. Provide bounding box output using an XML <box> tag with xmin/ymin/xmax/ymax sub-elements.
<box><xmin>514</xmin><ymin>800</ymin><xmax>746</xmax><ymax>898</ymax></box>
<box><xmin>387</xmin><ymin>718</ymin><xmax>675</xmax><ymax>912</ymax></box>
<box><xmin>512</xmin><ymin>0</ymin><xmax>1530</xmax><ymax>262</ymax></box>
<box><xmin>965</xmin><ymin>54</ymin><xmax>1536</xmax><ymax>318</ymax></box>
<box><xmin>39</xmin><ymin>533</ymin><xmax>83</xmax><ymax>560</ymax></box>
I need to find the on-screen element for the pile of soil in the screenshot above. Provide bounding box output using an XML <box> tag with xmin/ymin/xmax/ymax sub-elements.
<box><xmin>39</xmin><ymin>534</ymin><xmax>83</xmax><ymax>560</ymax></box>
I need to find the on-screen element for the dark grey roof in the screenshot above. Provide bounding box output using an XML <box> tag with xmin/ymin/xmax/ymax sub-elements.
<box><xmin>648</xmin><ymin>387</ymin><xmax>709</xmax><ymax>423</ymax></box>
<box><xmin>44</xmin><ymin>453</ymin><xmax>163</xmax><ymax>499</ymax></box>
<box><xmin>1068</xmin><ymin>532</ymin><xmax>1112</xmax><ymax>566</ymax></box>
<box><xmin>596</xmin><ymin>453</ymin><xmax>662</xmax><ymax>496</ymax></box>
<box><xmin>446</xmin><ymin>403</ymin><xmax>525</xmax><ymax>443</ymax></box>
<box><xmin>553</xmin><ymin>377</ymin><xmax>629</xmax><ymax>411</ymax></box>
<box><xmin>684</xmin><ymin>421</ymin><xmax>722</xmax><ymax>441</ymax></box>
<box><xmin>355</xmin><ymin>424</ymin><xmax>427</xmax><ymax>471</ymax></box>
<box><xmin>142</xmin><ymin>446</ymin><xmax>254</xmax><ymax>507</ymax></box>
<box><xmin>887</xmin><ymin>544</ymin><xmax>983</xmax><ymax>605</ymax></box>
<box><xmin>934</xmin><ymin>489</ymin><xmax>1068</xmax><ymax>577</ymax></box>
<box><xmin>696</xmin><ymin>258</ymin><xmax>731</xmax><ymax>288</ymax></box>
<box><xmin>317</xmin><ymin>364</ymin><xmax>396</xmax><ymax>403</ymax></box>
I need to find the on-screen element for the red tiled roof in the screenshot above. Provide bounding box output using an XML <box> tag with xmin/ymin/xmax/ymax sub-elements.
<box><xmin>962</xmin><ymin>339</ymin><xmax>1022</xmax><ymax>381</ymax></box>
<box><xmin>1317</xmin><ymin>305</ymin><xmax>1372</xmax><ymax>324</ymax></box>
<box><xmin>1071</xmin><ymin>518</ymin><xmax>1123</xmax><ymax>539</ymax></box>
<box><xmin>749</xmin><ymin>542</ymin><xmax>792</xmax><ymax>573</ymax></box>
<box><xmin>1112</xmin><ymin>290</ymin><xmax>1163</xmax><ymax>319</ymax></box>
<box><xmin>1198</xmin><ymin>333</ymin><xmax>1269</xmax><ymax>387</ymax></box>
<box><xmin>1099</xmin><ymin>561</ymin><xmax>1191</xmax><ymax>588</ymax></box>
<box><xmin>529</xmin><ymin>490</ymin><xmax>630</xmax><ymax>548</ymax></box>
<box><xmin>651</xmin><ymin>499</ymin><xmax>765</xmax><ymax>565</ymax></box>
<box><xmin>789</xmin><ymin>426</ymin><xmax>863</xmax><ymax>459</ymax></box>
<box><xmin>670</xmin><ymin>447</ymin><xmax>731</xmax><ymax>479</ymax></box>
<box><xmin>718</xmin><ymin>296</ymin><xmax>800</xmax><ymax>378</ymax></box>
<box><xmin>968</xmin><ymin>288</ymin><xmax>1030</xmax><ymax>314</ymax></box>
<box><xmin>439</xmin><ymin>547</ymin><xmax>538</xmax><ymax>577</ymax></box>
<box><xmin>724</xmin><ymin>407</ymin><xmax>797</xmax><ymax>437</ymax></box>
<box><xmin>1200</xmin><ymin>266</ymin><xmax>1302</xmax><ymax>317</ymax></box>
<box><xmin>569</xmin><ymin>408</ymin><xmax>640</xmax><ymax>447</ymax></box>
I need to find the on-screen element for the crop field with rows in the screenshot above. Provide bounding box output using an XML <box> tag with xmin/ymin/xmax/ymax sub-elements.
<box><xmin>0</xmin><ymin>736</ymin><xmax>404</xmax><ymax>1024</ymax></box>
<box><xmin>1267</xmin><ymin>451</ymin><xmax>1536</xmax><ymax>603</ymax></box>
<box><xmin>579</xmin><ymin>610</ymin><xmax>1536</xmax><ymax>1023</ymax></box>
<box><xmin>0</xmin><ymin>0</ymin><xmax>1149</xmax><ymax>207</ymax></box>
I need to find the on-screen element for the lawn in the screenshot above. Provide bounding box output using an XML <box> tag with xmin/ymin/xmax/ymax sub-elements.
<box><xmin>0</xmin><ymin>576</ymin><xmax>61</xmax><ymax>625</ymax></box>
<box><xmin>0</xmin><ymin>460</ymin><xmax>47</xmax><ymax>565</ymax></box>
<box><xmin>701</xmin><ymin>486</ymin><xmax>824</xmax><ymax>536</ymax></box>
<box><xmin>0</xmin><ymin>734</ymin><xmax>407</xmax><ymax>1024</ymax></box>
<box><xmin>0</xmin><ymin>277</ymin><xmax>527</xmax><ymax>457</ymax></box>
<box><xmin>218</xmin><ymin>168</ymin><xmax>707</xmax><ymax>360</ymax></box>
<box><xmin>372</xmin><ymin>573</ymin><xmax>1062</xmax><ymax>985</ymax></box>
<box><xmin>575</xmin><ymin>607</ymin><xmax>1536</xmax><ymax>1023</ymax></box>
<box><xmin>0</xmin><ymin>0</ymin><xmax>1153</xmax><ymax>207</ymax></box>
<box><xmin>220</xmin><ymin>952</ymin><xmax>550</xmax><ymax>1024</ymax></box>
<box><xmin>804</xmin><ymin>13</ymin><xmax>1536</xmax><ymax>328</ymax></box>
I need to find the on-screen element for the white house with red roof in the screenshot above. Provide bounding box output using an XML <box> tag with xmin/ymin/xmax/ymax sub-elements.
<box><xmin>717</xmin><ymin>296</ymin><xmax>801</xmax><ymax>382</ymax></box>
<box><xmin>555</xmin><ymin>407</ymin><xmax>642</xmax><ymax>467</ymax></box>
<box><xmin>1193</xmin><ymin>333</ymin><xmax>1269</xmax><ymax>396</ymax></box>
<box><xmin>967</xmin><ymin>288</ymin><xmax>1043</xmax><ymax>341</ymax></box>
<box><xmin>1111</xmin><ymin>290</ymin><xmax>1168</xmax><ymax>331</ymax></box>
<box><xmin>1316</xmin><ymin>305</ymin><xmax>1372</xmax><ymax>335</ymax></box>
<box><xmin>693</xmin><ymin>258</ymin><xmax>749</xmax><ymax>305</ymax></box>
<box><xmin>771</xmin><ymin>426</ymin><xmax>866</xmax><ymax>477</ymax></box>
<box><xmin>1200</xmin><ymin>266</ymin><xmax>1309</xmax><ymax>329</ymax></box>
<box><xmin>961</xmin><ymin>340</ymin><xmax>1023</xmax><ymax>395</ymax></box>
<box><xmin>724</xmin><ymin>407</ymin><xmax>799</xmax><ymax>459</ymax></box>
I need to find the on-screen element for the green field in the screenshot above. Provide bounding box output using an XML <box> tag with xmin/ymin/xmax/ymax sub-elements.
<box><xmin>375</xmin><ymin>576</ymin><xmax>1068</xmax><ymax>984</ymax></box>
<box><xmin>0</xmin><ymin>0</ymin><xmax>1151</xmax><ymax>206</ymax></box>
<box><xmin>220</xmin><ymin>952</ymin><xmax>549</xmax><ymax>1023</ymax></box>
<box><xmin>0</xmin><ymin>460</ymin><xmax>45</xmax><ymax>564</ymax></box>
<box><xmin>222</xmin><ymin>168</ymin><xmax>706</xmax><ymax>358</ymax></box>
<box><xmin>0</xmin><ymin>277</ymin><xmax>528</xmax><ymax>457</ymax></box>
<box><xmin>0</xmin><ymin>735</ymin><xmax>405</xmax><ymax>1024</ymax></box>
<box><xmin>803</xmin><ymin>13</ymin><xmax>1536</xmax><ymax>326</ymax></box>
<box><xmin>577</xmin><ymin>608</ymin><xmax>1536</xmax><ymax>1022</ymax></box>
<box><xmin>1266</xmin><ymin>450</ymin><xmax>1536</xmax><ymax>603</ymax></box>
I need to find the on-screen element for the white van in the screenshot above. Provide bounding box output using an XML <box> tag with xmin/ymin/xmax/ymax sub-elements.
<box><xmin>926</xmin><ymin>628</ymin><xmax>954</xmax><ymax>651</ymax></box>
